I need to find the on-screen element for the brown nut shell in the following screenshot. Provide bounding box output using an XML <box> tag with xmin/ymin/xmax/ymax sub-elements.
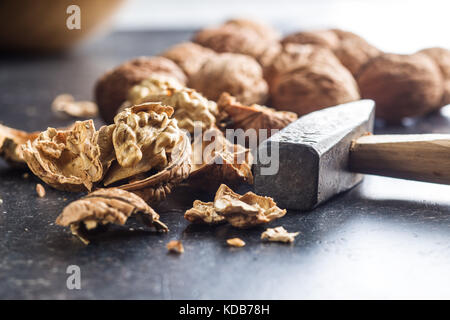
<box><xmin>224</xmin><ymin>18</ymin><xmax>280</xmax><ymax>41</ymax></box>
<box><xmin>95</xmin><ymin>56</ymin><xmax>187</xmax><ymax>123</ymax></box>
<box><xmin>281</xmin><ymin>30</ymin><xmax>340</xmax><ymax>50</ymax></box>
<box><xmin>190</xmin><ymin>53</ymin><xmax>268</xmax><ymax>105</ymax></box>
<box><xmin>357</xmin><ymin>53</ymin><xmax>444</xmax><ymax>122</ymax></box>
<box><xmin>269</xmin><ymin>44</ymin><xmax>360</xmax><ymax>115</ymax></box>
<box><xmin>0</xmin><ymin>124</ymin><xmax>39</xmax><ymax>166</ymax></box>
<box><xmin>419</xmin><ymin>47</ymin><xmax>450</xmax><ymax>107</ymax></box>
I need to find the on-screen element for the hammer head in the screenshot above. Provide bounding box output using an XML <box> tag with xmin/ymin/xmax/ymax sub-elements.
<box><xmin>254</xmin><ymin>100</ymin><xmax>375</xmax><ymax>211</ymax></box>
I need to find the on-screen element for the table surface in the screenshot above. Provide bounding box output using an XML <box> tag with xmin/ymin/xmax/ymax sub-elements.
<box><xmin>1</xmin><ymin>31</ymin><xmax>450</xmax><ymax>300</ymax></box>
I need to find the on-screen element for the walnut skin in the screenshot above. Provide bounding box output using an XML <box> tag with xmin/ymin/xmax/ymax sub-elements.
<box><xmin>357</xmin><ymin>53</ymin><xmax>444</xmax><ymax>122</ymax></box>
<box><xmin>268</xmin><ymin>44</ymin><xmax>360</xmax><ymax>115</ymax></box>
<box><xmin>419</xmin><ymin>47</ymin><xmax>450</xmax><ymax>107</ymax></box>
<box><xmin>190</xmin><ymin>53</ymin><xmax>268</xmax><ymax>105</ymax></box>
<box><xmin>217</xmin><ymin>92</ymin><xmax>297</xmax><ymax>138</ymax></box>
<box><xmin>56</xmin><ymin>188</ymin><xmax>168</xmax><ymax>244</ymax></box>
<box><xmin>162</xmin><ymin>42</ymin><xmax>216</xmax><ymax>80</ymax></box>
<box><xmin>95</xmin><ymin>56</ymin><xmax>187</xmax><ymax>124</ymax></box>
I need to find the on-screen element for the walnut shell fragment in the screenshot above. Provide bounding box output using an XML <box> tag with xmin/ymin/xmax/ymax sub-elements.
<box><xmin>56</xmin><ymin>188</ymin><xmax>168</xmax><ymax>244</ymax></box>
<box><xmin>52</xmin><ymin>94</ymin><xmax>98</xmax><ymax>118</ymax></box>
<box><xmin>268</xmin><ymin>44</ymin><xmax>360</xmax><ymax>115</ymax></box>
<box><xmin>217</xmin><ymin>92</ymin><xmax>297</xmax><ymax>138</ymax></box>
<box><xmin>261</xmin><ymin>226</ymin><xmax>299</xmax><ymax>243</ymax></box>
<box><xmin>125</xmin><ymin>76</ymin><xmax>218</xmax><ymax>133</ymax></box>
<box><xmin>167</xmin><ymin>240</ymin><xmax>184</xmax><ymax>254</ymax></box>
<box><xmin>190</xmin><ymin>53</ymin><xmax>268</xmax><ymax>105</ymax></box>
<box><xmin>162</xmin><ymin>42</ymin><xmax>216</xmax><ymax>79</ymax></box>
<box><xmin>184</xmin><ymin>184</ymin><xmax>286</xmax><ymax>228</ymax></box>
<box><xmin>22</xmin><ymin>120</ymin><xmax>103</xmax><ymax>192</ymax></box>
<box><xmin>184</xmin><ymin>200</ymin><xmax>225</xmax><ymax>224</ymax></box>
<box><xmin>357</xmin><ymin>53</ymin><xmax>444</xmax><ymax>122</ymax></box>
<box><xmin>95</xmin><ymin>56</ymin><xmax>187</xmax><ymax>123</ymax></box>
<box><xmin>188</xmin><ymin>127</ymin><xmax>253</xmax><ymax>191</ymax></box>
<box><xmin>0</xmin><ymin>124</ymin><xmax>39</xmax><ymax>166</ymax></box>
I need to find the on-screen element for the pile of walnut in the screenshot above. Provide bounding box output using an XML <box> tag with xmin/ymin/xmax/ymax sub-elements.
<box><xmin>95</xmin><ymin>19</ymin><xmax>450</xmax><ymax>123</ymax></box>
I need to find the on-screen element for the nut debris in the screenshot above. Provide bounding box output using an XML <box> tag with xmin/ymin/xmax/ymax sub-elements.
<box><xmin>261</xmin><ymin>226</ymin><xmax>299</xmax><ymax>243</ymax></box>
<box><xmin>56</xmin><ymin>188</ymin><xmax>168</xmax><ymax>245</ymax></box>
<box><xmin>167</xmin><ymin>240</ymin><xmax>184</xmax><ymax>254</ymax></box>
<box><xmin>184</xmin><ymin>184</ymin><xmax>286</xmax><ymax>228</ymax></box>
<box><xmin>0</xmin><ymin>124</ymin><xmax>39</xmax><ymax>166</ymax></box>
<box><xmin>52</xmin><ymin>94</ymin><xmax>98</xmax><ymax>118</ymax></box>
<box><xmin>226</xmin><ymin>238</ymin><xmax>245</xmax><ymax>247</ymax></box>
<box><xmin>36</xmin><ymin>184</ymin><xmax>46</xmax><ymax>198</ymax></box>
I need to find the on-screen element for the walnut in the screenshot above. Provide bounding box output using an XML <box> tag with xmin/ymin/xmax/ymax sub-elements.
<box><xmin>0</xmin><ymin>124</ymin><xmax>39</xmax><ymax>166</ymax></box>
<box><xmin>268</xmin><ymin>44</ymin><xmax>360</xmax><ymax>115</ymax></box>
<box><xmin>55</xmin><ymin>188</ymin><xmax>168</xmax><ymax>244</ymax></box>
<box><xmin>261</xmin><ymin>226</ymin><xmax>299</xmax><ymax>243</ymax></box>
<box><xmin>226</xmin><ymin>238</ymin><xmax>246</xmax><ymax>247</ymax></box>
<box><xmin>282</xmin><ymin>29</ymin><xmax>381</xmax><ymax>77</ymax></box>
<box><xmin>95</xmin><ymin>56</ymin><xmax>187</xmax><ymax>123</ymax></box>
<box><xmin>190</xmin><ymin>53</ymin><xmax>268</xmax><ymax>105</ymax></box>
<box><xmin>22</xmin><ymin>120</ymin><xmax>103</xmax><ymax>192</ymax></box>
<box><xmin>167</xmin><ymin>240</ymin><xmax>184</xmax><ymax>254</ymax></box>
<box><xmin>52</xmin><ymin>94</ymin><xmax>98</xmax><ymax>118</ymax></box>
<box><xmin>419</xmin><ymin>47</ymin><xmax>450</xmax><ymax>106</ymax></box>
<box><xmin>188</xmin><ymin>127</ymin><xmax>253</xmax><ymax>191</ymax></box>
<box><xmin>36</xmin><ymin>183</ymin><xmax>46</xmax><ymax>198</ymax></box>
<box><xmin>224</xmin><ymin>18</ymin><xmax>280</xmax><ymax>41</ymax></box>
<box><xmin>282</xmin><ymin>30</ymin><xmax>340</xmax><ymax>50</ymax></box>
<box><xmin>102</xmin><ymin>103</ymin><xmax>181</xmax><ymax>186</ymax></box>
<box><xmin>184</xmin><ymin>184</ymin><xmax>286</xmax><ymax>228</ymax></box>
<box><xmin>125</xmin><ymin>76</ymin><xmax>218</xmax><ymax>134</ymax></box>
<box><xmin>161</xmin><ymin>42</ymin><xmax>216</xmax><ymax>79</ymax></box>
<box><xmin>184</xmin><ymin>200</ymin><xmax>225</xmax><ymax>224</ymax></box>
<box><xmin>217</xmin><ymin>92</ymin><xmax>297</xmax><ymax>138</ymax></box>
<box><xmin>357</xmin><ymin>53</ymin><xmax>444</xmax><ymax>122</ymax></box>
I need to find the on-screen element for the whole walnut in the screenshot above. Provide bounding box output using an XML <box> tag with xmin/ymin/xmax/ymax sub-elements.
<box><xmin>161</xmin><ymin>42</ymin><xmax>216</xmax><ymax>80</ymax></box>
<box><xmin>190</xmin><ymin>53</ymin><xmax>268</xmax><ymax>105</ymax></box>
<box><xmin>95</xmin><ymin>56</ymin><xmax>187</xmax><ymax>123</ymax></box>
<box><xmin>223</xmin><ymin>18</ymin><xmax>280</xmax><ymax>41</ymax></box>
<box><xmin>419</xmin><ymin>47</ymin><xmax>450</xmax><ymax>106</ymax></box>
<box><xmin>268</xmin><ymin>44</ymin><xmax>360</xmax><ymax>115</ymax></box>
<box><xmin>192</xmin><ymin>24</ymin><xmax>279</xmax><ymax>70</ymax></box>
<box><xmin>357</xmin><ymin>53</ymin><xmax>444</xmax><ymax>122</ymax></box>
<box><xmin>282</xmin><ymin>29</ymin><xmax>380</xmax><ymax>77</ymax></box>
<box><xmin>281</xmin><ymin>30</ymin><xmax>340</xmax><ymax>50</ymax></box>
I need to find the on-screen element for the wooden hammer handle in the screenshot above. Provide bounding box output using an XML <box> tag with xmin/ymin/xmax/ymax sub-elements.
<box><xmin>349</xmin><ymin>134</ymin><xmax>450</xmax><ymax>185</ymax></box>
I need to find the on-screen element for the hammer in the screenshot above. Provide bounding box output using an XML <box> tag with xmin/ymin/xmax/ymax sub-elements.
<box><xmin>254</xmin><ymin>100</ymin><xmax>450</xmax><ymax>210</ymax></box>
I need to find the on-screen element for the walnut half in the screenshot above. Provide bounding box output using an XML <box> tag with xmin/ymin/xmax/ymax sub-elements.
<box><xmin>56</xmin><ymin>188</ymin><xmax>168</xmax><ymax>244</ymax></box>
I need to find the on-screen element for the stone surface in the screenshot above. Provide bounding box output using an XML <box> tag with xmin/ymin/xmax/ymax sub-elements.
<box><xmin>254</xmin><ymin>100</ymin><xmax>375</xmax><ymax>210</ymax></box>
<box><xmin>0</xmin><ymin>31</ymin><xmax>450</xmax><ymax>299</ymax></box>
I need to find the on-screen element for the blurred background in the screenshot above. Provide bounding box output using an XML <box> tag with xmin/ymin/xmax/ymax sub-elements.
<box><xmin>115</xmin><ymin>0</ymin><xmax>450</xmax><ymax>53</ymax></box>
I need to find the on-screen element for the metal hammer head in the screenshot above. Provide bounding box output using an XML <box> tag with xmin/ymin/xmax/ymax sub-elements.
<box><xmin>254</xmin><ymin>100</ymin><xmax>375</xmax><ymax>211</ymax></box>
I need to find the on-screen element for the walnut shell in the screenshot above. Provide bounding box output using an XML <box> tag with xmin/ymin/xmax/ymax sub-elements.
<box><xmin>56</xmin><ymin>188</ymin><xmax>168</xmax><ymax>244</ymax></box>
<box><xmin>161</xmin><ymin>42</ymin><xmax>216</xmax><ymax>80</ymax></box>
<box><xmin>217</xmin><ymin>92</ymin><xmax>297</xmax><ymax>138</ymax></box>
<box><xmin>95</xmin><ymin>56</ymin><xmax>187</xmax><ymax>123</ymax></box>
<box><xmin>281</xmin><ymin>30</ymin><xmax>340</xmax><ymax>50</ymax></box>
<box><xmin>268</xmin><ymin>44</ymin><xmax>360</xmax><ymax>115</ymax></box>
<box><xmin>188</xmin><ymin>127</ymin><xmax>253</xmax><ymax>191</ymax></box>
<box><xmin>0</xmin><ymin>124</ymin><xmax>38</xmax><ymax>166</ymax></box>
<box><xmin>357</xmin><ymin>53</ymin><xmax>444</xmax><ymax>122</ymax></box>
<box><xmin>22</xmin><ymin>120</ymin><xmax>104</xmax><ymax>192</ymax></box>
<box><xmin>224</xmin><ymin>18</ymin><xmax>280</xmax><ymax>41</ymax></box>
<box><xmin>190</xmin><ymin>53</ymin><xmax>268</xmax><ymax>105</ymax></box>
<box><xmin>419</xmin><ymin>47</ymin><xmax>450</xmax><ymax>107</ymax></box>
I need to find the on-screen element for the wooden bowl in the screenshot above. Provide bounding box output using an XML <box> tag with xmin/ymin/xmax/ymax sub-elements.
<box><xmin>0</xmin><ymin>0</ymin><xmax>125</xmax><ymax>52</ymax></box>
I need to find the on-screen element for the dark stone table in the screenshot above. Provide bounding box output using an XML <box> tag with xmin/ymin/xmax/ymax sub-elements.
<box><xmin>1</xmin><ymin>31</ymin><xmax>449</xmax><ymax>299</ymax></box>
